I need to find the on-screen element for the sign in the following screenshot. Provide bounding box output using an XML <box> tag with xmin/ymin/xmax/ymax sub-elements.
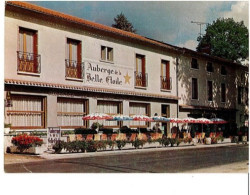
<box><xmin>84</xmin><ymin>60</ymin><xmax>134</xmax><ymax>90</ymax></box>
<box><xmin>47</xmin><ymin>127</ymin><xmax>61</xmax><ymax>149</ymax></box>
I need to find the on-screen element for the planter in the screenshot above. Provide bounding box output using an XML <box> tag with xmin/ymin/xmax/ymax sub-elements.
<box><xmin>10</xmin><ymin>146</ymin><xmax>44</xmax><ymax>154</ymax></box>
<box><xmin>4</xmin><ymin>128</ymin><xmax>10</xmax><ymax>134</ymax></box>
<box><xmin>205</xmin><ymin>138</ymin><xmax>211</xmax><ymax>145</ymax></box>
<box><xmin>192</xmin><ymin>138</ymin><xmax>197</xmax><ymax>146</ymax></box>
<box><xmin>242</xmin><ymin>136</ymin><xmax>247</xmax><ymax>143</ymax></box>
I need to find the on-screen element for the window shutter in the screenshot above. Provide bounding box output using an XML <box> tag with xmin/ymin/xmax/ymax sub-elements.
<box><xmin>142</xmin><ymin>56</ymin><xmax>146</xmax><ymax>86</ymax></box>
<box><xmin>77</xmin><ymin>42</ymin><xmax>82</xmax><ymax>78</ymax></box>
<box><xmin>33</xmin><ymin>32</ymin><xmax>38</xmax><ymax>73</ymax></box>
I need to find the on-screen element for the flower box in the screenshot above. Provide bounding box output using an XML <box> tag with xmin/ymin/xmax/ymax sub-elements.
<box><xmin>10</xmin><ymin>146</ymin><xmax>44</xmax><ymax>154</ymax></box>
<box><xmin>205</xmin><ymin>138</ymin><xmax>211</xmax><ymax>145</ymax></box>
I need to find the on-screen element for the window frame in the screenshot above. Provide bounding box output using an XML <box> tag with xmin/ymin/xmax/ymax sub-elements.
<box><xmin>57</xmin><ymin>97</ymin><xmax>88</xmax><ymax>129</ymax></box>
<box><xmin>191</xmin><ymin>58</ymin><xmax>199</xmax><ymax>69</ymax></box>
<box><xmin>221</xmin><ymin>83</ymin><xmax>226</xmax><ymax>103</ymax></box>
<box><xmin>100</xmin><ymin>45</ymin><xmax>114</xmax><ymax>63</ymax></box>
<box><xmin>191</xmin><ymin>78</ymin><xmax>199</xmax><ymax>100</ymax></box>
<box><xmin>207</xmin><ymin>80</ymin><xmax>213</xmax><ymax>102</ymax></box>
<box><xmin>6</xmin><ymin>94</ymin><xmax>46</xmax><ymax>129</ymax></box>
<box><xmin>206</xmin><ymin>62</ymin><xmax>214</xmax><ymax>73</ymax></box>
<box><xmin>97</xmin><ymin>100</ymin><xmax>122</xmax><ymax>128</ymax></box>
<box><xmin>129</xmin><ymin>102</ymin><xmax>150</xmax><ymax>128</ymax></box>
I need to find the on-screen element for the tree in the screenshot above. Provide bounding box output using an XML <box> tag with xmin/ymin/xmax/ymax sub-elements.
<box><xmin>196</xmin><ymin>18</ymin><xmax>249</xmax><ymax>63</ymax></box>
<box><xmin>112</xmin><ymin>12</ymin><xmax>136</xmax><ymax>33</ymax></box>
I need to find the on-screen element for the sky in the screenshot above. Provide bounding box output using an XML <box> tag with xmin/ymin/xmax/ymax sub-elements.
<box><xmin>28</xmin><ymin>1</ymin><xmax>249</xmax><ymax>51</ymax></box>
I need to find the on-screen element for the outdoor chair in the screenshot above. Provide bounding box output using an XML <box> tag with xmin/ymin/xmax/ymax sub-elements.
<box><xmin>86</xmin><ymin>134</ymin><xmax>93</xmax><ymax>141</ymax></box>
<box><xmin>209</xmin><ymin>132</ymin><xmax>215</xmax><ymax>138</ymax></box>
<box><xmin>167</xmin><ymin>133</ymin><xmax>172</xmax><ymax>138</ymax></box>
<box><xmin>76</xmin><ymin>134</ymin><xmax>84</xmax><ymax>141</ymax></box>
<box><xmin>187</xmin><ymin>133</ymin><xmax>191</xmax><ymax>139</ymax></box>
<box><xmin>129</xmin><ymin>133</ymin><xmax>137</xmax><ymax>141</ymax></box>
<box><xmin>116</xmin><ymin>133</ymin><xmax>126</xmax><ymax>141</ymax></box>
<box><xmin>138</xmin><ymin>133</ymin><xmax>147</xmax><ymax>141</ymax></box>
<box><xmin>101</xmin><ymin>134</ymin><xmax>107</xmax><ymax>141</ymax></box>
<box><xmin>172</xmin><ymin>133</ymin><xmax>177</xmax><ymax>139</ymax></box>
<box><xmin>158</xmin><ymin>133</ymin><xmax>163</xmax><ymax>139</ymax></box>
<box><xmin>94</xmin><ymin>134</ymin><xmax>101</xmax><ymax>141</ymax></box>
<box><xmin>111</xmin><ymin>134</ymin><xmax>118</xmax><ymax>141</ymax></box>
<box><xmin>150</xmin><ymin>133</ymin><xmax>157</xmax><ymax>140</ymax></box>
<box><xmin>67</xmin><ymin>134</ymin><xmax>76</xmax><ymax>142</ymax></box>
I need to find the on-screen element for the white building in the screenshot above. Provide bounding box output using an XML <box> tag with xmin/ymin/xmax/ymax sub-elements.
<box><xmin>4</xmin><ymin>1</ymin><xmax>248</xmax><ymax>134</ymax></box>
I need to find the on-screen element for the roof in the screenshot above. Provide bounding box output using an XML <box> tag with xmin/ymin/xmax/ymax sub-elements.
<box><xmin>5</xmin><ymin>79</ymin><xmax>180</xmax><ymax>101</ymax></box>
<box><xmin>5</xmin><ymin>1</ymin><xmax>246</xmax><ymax>69</ymax></box>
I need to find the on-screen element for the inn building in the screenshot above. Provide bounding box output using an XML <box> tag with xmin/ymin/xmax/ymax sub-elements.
<box><xmin>4</xmin><ymin>1</ymin><xmax>249</xmax><ymax>133</ymax></box>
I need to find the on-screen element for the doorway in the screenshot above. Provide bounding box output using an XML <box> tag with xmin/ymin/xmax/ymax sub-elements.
<box><xmin>161</xmin><ymin>105</ymin><xmax>170</xmax><ymax>134</ymax></box>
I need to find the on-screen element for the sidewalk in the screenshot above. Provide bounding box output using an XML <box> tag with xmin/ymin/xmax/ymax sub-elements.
<box><xmin>4</xmin><ymin>142</ymin><xmax>248</xmax><ymax>164</ymax></box>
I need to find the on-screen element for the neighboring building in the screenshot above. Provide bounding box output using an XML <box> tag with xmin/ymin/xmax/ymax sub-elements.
<box><xmin>4</xmin><ymin>1</ymin><xmax>249</xmax><ymax>134</ymax></box>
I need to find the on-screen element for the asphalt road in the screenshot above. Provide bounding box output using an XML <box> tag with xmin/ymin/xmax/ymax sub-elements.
<box><xmin>5</xmin><ymin>145</ymin><xmax>248</xmax><ymax>173</ymax></box>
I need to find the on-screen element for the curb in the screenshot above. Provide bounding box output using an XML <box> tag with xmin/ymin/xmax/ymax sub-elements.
<box><xmin>40</xmin><ymin>142</ymin><xmax>248</xmax><ymax>161</ymax></box>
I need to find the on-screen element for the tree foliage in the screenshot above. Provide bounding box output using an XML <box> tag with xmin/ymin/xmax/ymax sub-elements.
<box><xmin>196</xmin><ymin>18</ymin><xmax>249</xmax><ymax>63</ymax></box>
<box><xmin>112</xmin><ymin>12</ymin><xmax>136</xmax><ymax>33</ymax></box>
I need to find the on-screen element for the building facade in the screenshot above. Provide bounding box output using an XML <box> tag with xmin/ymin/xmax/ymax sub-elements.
<box><xmin>4</xmin><ymin>1</ymin><xmax>248</xmax><ymax>134</ymax></box>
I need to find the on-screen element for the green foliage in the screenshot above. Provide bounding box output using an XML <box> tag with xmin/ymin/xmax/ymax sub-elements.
<box><xmin>169</xmin><ymin>138</ymin><xmax>176</xmax><ymax>147</ymax></box>
<box><xmin>74</xmin><ymin>128</ymin><xmax>97</xmax><ymax>134</ymax></box>
<box><xmin>115</xmin><ymin>140</ymin><xmax>127</xmax><ymax>150</ymax></box>
<box><xmin>96</xmin><ymin>140</ymin><xmax>107</xmax><ymax>150</ymax></box>
<box><xmin>53</xmin><ymin>140</ymin><xmax>66</xmax><ymax>154</ymax></box>
<box><xmin>29</xmin><ymin>131</ymin><xmax>47</xmax><ymax>136</ymax></box>
<box><xmin>217</xmin><ymin>135</ymin><xmax>224</xmax><ymax>142</ymax></box>
<box><xmin>197</xmin><ymin>18</ymin><xmax>249</xmax><ymax>63</ymax></box>
<box><xmin>231</xmin><ymin>136</ymin><xmax>239</xmax><ymax>144</ymax></box>
<box><xmin>106</xmin><ymin>140</ymin><xmax>116</xmax><ymax>150</ymax></box>
<box><xmin>112</xmin><ymin>12</ymin><xmax>136</xmax><ymax>33</ymax></box>
<box><xmin>4</xmin><ymin>123</ymin><xmax>11</xmax><ymax>128</ymax></box>
<box><xmin>211</xmin><ymin>137</ymin><xmax>218</xmax><ymax>144</ymax></box>
<box><xmin>176</xmin><ymin>138</ymin><xmax>181</xmax><ymax>146</ymax></box>
<box><xmin>131</xmin><ymin>139</ymin><xmax>146</xmax><ymax>149</ymax></box>
<box><xmin>161</xmin><ymin>137</ymin><xmax>170</xmax><ymax>147</ymax></box>
<box><xmin>91</xmin><ymin>122</ymin><xmax>103</xmax><ymax>130</ymax></box>
<box><xmin>86</xmin><ymin>140</ymin><xmax>98</xmax><ymax>152</ymax></box>
<box><xmin>62</xmin><ymin>130</ymin><xmax>74</xmax><ymax>135</ymax></box>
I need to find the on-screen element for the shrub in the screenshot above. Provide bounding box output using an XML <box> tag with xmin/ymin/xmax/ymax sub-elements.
<box><xmin>4</xmin><ymin>123</ymin><xmax>12</xmax><ymax>128</ymax></box>
<box><xmin>211</xmin><ymin>137</ymin><xmax>217</xmax><ymax>144</ymax></box>
<box><xmin>74</xmin><ymin>128</ymin><xmax>96</xmax><ymax>134</ymax></box>
<box><xmin>131</xmin><ymin>139</ymin><xmax>146</xmax><ymax>149</ymax></box>
<box><xmin>11</xmin><ymin>134</ymin><xmax>43</xmax><ymax>152</ymax></box>
<box><xmin>169</xmin><ymin>138</ymin><xmax>176</xmax><ymax>147</ymax></box>
<box><xmin>91</xmin><ymin>122</ymin><xmax>103</xmax><ymax>130</ymax></box>
<box><xmin>62</xmin><ymin>130</ymin><xmax>74</xmax><ymax>135</ymax></box>
<box><xmin>86</xmin><ymin>140</ymin><xmax>98</xmax><ymax>152</ymax></box>
<box><xmin>161</xmin><ymin>137</ymin><xmax>170</xmax><ymax>147</ymax></box>
<box><xmin>115</xmin><ymin>140</ymin><xmax>127</xmax><ymax>150</ymax></box>
<box><xmin>231</xmin><ymin>136</ymin><xmax>239</xmax><ymax>144</ymax></box>
<box><xmin>106</xmin><ymin>140</ymin><xmax>116</xmax><ymax>150</ymax></box>
<box><xmin>29</xmin><ymin>131</ymin><xmax>47</xmax><ymax>136</ymax></box>
<box><xmin>217</xmin><ymin>135</ymin><xmax>224</xmax><ymax>142</ymax></box>
<box><xmin>53</xmin><ymin>140</ymin><xmax>66</xmax><ymax>153</ymax></box>
<box><xmin>176</xmin><ymin>138</ymin><xmax>181</xmax><ymax>146</ymax></box>
<box><xmin>96</xmin><ymin>140</ymin><xmax>107</xmax><ymax>150</ymax></box>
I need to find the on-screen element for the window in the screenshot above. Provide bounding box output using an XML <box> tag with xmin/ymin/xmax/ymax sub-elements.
<box><xmin>6</xmin><ymin>95</ymin><xmax>45</xmax><ymax>129</ymax></box>
<box><xmin>65</xmin><ymin>38</ymin><xmax>82</xmax><ymax>79</ymax></box>
<box><xmin>207</xmin><ymin>81</ymin><xmax>213</xmax><ymax>101</ymax></box>
<box><xmin>135</xmin><ymin>54</ymin><xmax>147</xmax><ymax>87</ymax></box>
<box><xmin>161</xmin><ymin>60</ymin><xmax>171</xmax><ymax>90</ymax></box>
<box><xmin>221</xmin><ymin>66</ymin><xmax>227</xmax><ymax>75</ymax></box>
<box><xmin>57</xmin><ymin>98</ymin><xmax>87</xmax><ymax>128</ymax></box>
<box><xmin>97</xmin><ymin>101</ymin><xmax>121</xmax><ymax>127</ymax></box>
<box><xmin>221</xmin><ymin>83</ymin><xmax>226</xmax><ymax>103</ymax></box>
<box><xmin>17</xmin><ymin>27</ymin><xmax>40</xmax><ymax>73</ymax></box>
<box><xmin>129</xmin><ymin>102</ymin><xmax>150</xmax><ymax>127</ymax></box>
<box><xmin>192</xmin><ymin>78</ymin><xmax>198</xmax><ymax>100</ymax></box>
<box><xmin>238</xmin><ymin>87</ymin><xmax>244</xmax><ymax>104</ymax></box>
<box><xmin>191</xmin><ymin>58</ymin><xmax>199</xmax><ymax>69</ymax></box>
<box><xmin>101</xmin><ymin>46</ymin><xmax>113</xmax><ymax>62</ymax></box>
<box><xmin>207</xmin><ymin>62</ymin><xmax>213</xmax><ymax>72</ymax></box>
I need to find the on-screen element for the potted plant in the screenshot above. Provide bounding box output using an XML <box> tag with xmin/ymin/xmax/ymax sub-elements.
<box><xmin>115</xmin><ymin>140</ymin><xmax>127</xmax><ymax>150</ymax></box>
<box><xmin>4</xmin><ymin>123</ymin><xmax>11</xmax><ymax>134</ymax></box>
<box><xmin>53</xmin><ymin>140</ymin><xmax>66</xmax><ymax>153</ymax></box>
<box><xmin>11</xmin><ymin>134</ymin><xmax>44</xmax><ymax>154</ymax></box>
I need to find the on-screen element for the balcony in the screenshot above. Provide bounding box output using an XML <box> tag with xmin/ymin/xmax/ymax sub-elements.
<box><xmin>161</xmin><ymin>76</ymin><xmax>172</xmax><ymax>90</ymax></box>
<box><xmin>65</xmin><ymin>59</ymin><xmax>84</xmax><ymax>79</ymax></box>
<box><xmin>134</xmin><ymin>71</ymin><xmax>148</xmax><ymax>88</ymax></box>
<box><xmin>17</xmin><ymin>51</ymin><xmax>41</xmax><ymax>74</ymax></box>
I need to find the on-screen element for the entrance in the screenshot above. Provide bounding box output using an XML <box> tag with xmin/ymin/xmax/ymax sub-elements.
<box><xmin>161</xmin><ymin>105</ymin><xmax>170</xmax><ymax>134</ymax></box>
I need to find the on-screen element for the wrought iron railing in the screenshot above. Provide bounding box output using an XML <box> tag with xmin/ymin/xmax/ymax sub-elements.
<box><xmin>17</xmin><ymin>51</ymin><xmax>41</xmax><ymax>73</ymax></box>
<box><xmin>161</xmin><ymin>76</ymin><xmax>172</xmax><ymax>90</ymax></box>
<box><xmin>65</xmin><ymin>59</ymin><xmax>84</xmax><ymax>79</ymax></box>
<box><xmin>134</xmin><ymin>71</ymin><xmax>148</xmax><ymax>87</ymax></box>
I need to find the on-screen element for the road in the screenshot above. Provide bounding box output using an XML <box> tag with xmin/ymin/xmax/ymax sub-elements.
<box><xmin>4</xmin><ymin>145</ymin><xmax>248</xmax><ymax>173</ymax></box>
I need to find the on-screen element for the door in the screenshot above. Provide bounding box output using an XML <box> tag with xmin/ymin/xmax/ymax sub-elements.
<box><xmin>161</xmin><ymin>105</ymin><xmax>170</xmax><ymax>134</ymax></box>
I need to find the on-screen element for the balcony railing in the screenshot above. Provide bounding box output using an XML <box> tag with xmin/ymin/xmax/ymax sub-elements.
<box><xmin>134</xmin><ymin>71</ymin><xmax>148</xmax><ymax>87</ymax></box>
<box><xmin>161</xmin><ymin>76</ymin><xmax>172</xmax><ymax>90</ymax></box>
<box><xmin>17</xmin><ymin>51</ymin><xmax>41</xmax><ymax>74</ymax></box>
<box><xmin>65</xmin><ymin>59</ymin><xmax>84</xmax><ymax>79</ymax></box>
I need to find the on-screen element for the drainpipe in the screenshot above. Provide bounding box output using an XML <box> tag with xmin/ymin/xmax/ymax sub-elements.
<box><xmin>176</xmin><ymin>56</ymin><xmax>179</xmax><ymax>119</ymax></box>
